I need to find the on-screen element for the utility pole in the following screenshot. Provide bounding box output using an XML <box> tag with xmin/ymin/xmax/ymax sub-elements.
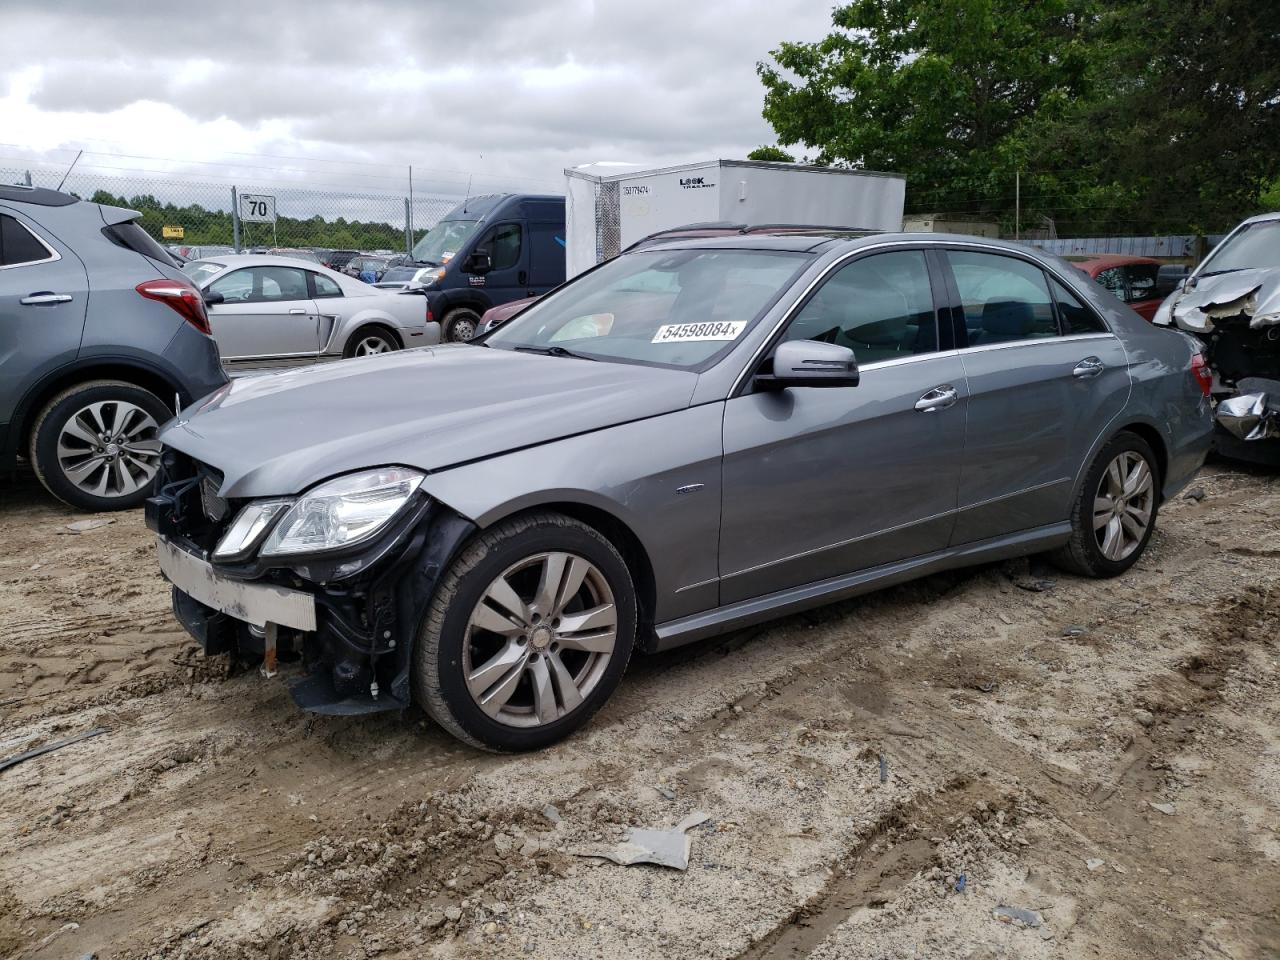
<box><xmin>404</xmin><ymin>197</ymin><xmax>412</xmax><ymax>256</ymax></box>
<box><xmin>1015</xmin><ymin>169</ymin><xmax>1021</xmax><ymax>241</ymax></box>
<box><xmin>231</xmin><ymin>186</ymin><xmax>241</xmax><ymax>253</ymax></box>
<box><xmin>407</xmin><ymin>165</ymin><xmax>415</xmax><ymax>256</ymax></box>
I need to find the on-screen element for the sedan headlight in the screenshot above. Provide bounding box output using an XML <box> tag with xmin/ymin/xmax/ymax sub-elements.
<box><xmin>259</xmin><ymin>467</ymin><xmax>425</xmax><ymax>558</ymax></box>
<box><xmin>212</xmin><ymin>499</ymin><xmax>293</xmax><ymax>561</ymax></box>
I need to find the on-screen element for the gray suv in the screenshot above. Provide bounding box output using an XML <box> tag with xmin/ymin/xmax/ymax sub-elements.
<box><xmin>0</xmin><ymin>186</ymin><xmax>227</xmax><ymax>510</ymax></box>
<box><xmin>148</xmin><ymin>232</ymin><xmax>1213</xmax><ymax>751</ymax></box>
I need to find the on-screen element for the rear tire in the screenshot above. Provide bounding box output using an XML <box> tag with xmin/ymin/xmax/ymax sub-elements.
<box><xmin>29</xmin><ymin>380</ymin><xmax>170</xmax><ymax>512</ymax></box>
<box><xmin>1049</xmin><ymin>431</ymin><xmax>1160</xmax><ymax>578</ymax></box>
<box><xmin>413</xmin><ymin>512</ymin><xmax>637</xmax><ymax>752</ymax></box>
<box><xmin>343</xmin><ymin>325</ymin><xmax>400</xmax><ymax>358</ymax></box>
<box><xmin>442</xmin><ymin>307</ymin><xmax>481</xmax><ymax>343</ymax></box>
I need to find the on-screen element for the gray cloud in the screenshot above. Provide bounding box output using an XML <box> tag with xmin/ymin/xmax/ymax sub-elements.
<box><xmin>2</xmin><ymin>0</ymin><xmax>834</xmax><ymax>190</ymax></box>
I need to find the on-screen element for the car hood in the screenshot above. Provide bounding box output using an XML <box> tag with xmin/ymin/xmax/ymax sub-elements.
<box><xmin>162</xmin><ymin>346</ymin><xmax>699</xmax><ymax>497</ymax></box>
<box><xmin>1159</xmin><ymin>267</ymin><xmax>1280</xmax><ymax>333</ymax></box>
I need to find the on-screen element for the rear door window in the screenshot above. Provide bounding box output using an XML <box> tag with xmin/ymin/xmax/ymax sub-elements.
<box><xmin>946</xmin><ymin>251</ymin><xmax>1058</xmax><ymax>346</ymax></box>
<box><xmin>0</xmin><ymin>214</ymin><xmax>55</xmax><ymax>266</ymax></box>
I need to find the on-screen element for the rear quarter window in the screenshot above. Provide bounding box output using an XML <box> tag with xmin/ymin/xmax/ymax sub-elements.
<box><xmin>102</xmin><ymin>220</ymin><xmax>175</xmax><ymax>267</ymax></box>
<box><xmin>0</xmin><ymin>214</ymin><xmax>54</xmax><ymax>266</ymax></box>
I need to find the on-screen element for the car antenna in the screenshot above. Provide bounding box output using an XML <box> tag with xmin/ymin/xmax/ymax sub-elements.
<box><xmin>462</xmin><ymin>175</ymin><xmax>472</xmax><ymax>214</ymax></box>
<box><xmin>56</xmin><ymin>149</ymin><xmax>84</xmax><ymax>191</ymax></box>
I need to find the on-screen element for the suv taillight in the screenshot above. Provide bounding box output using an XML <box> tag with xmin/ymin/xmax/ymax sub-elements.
<box><xmin>136</xmin><ymin>278</ymin><xmax>211</xmax><ymax>335</ymax></box>
<box><xmin>1191</xmin><ymin>353</ymin><xmax>1213</xmax><ymax>397</ymax></box>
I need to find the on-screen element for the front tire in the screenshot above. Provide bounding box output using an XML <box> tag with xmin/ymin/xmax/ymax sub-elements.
<box><xmin>1050</xmin><ymin>431</ymin><xmax>1160</xmax><ymax>578</ymax></box>
<box><xmin>29</xmin><ymin>380</ymin><xmax>169</xmax><ymax>511</ymax></box>
<box><xmin>413</xmin><ymin>512</ymin><xmax>637</xmax><ymax>751</ymax></box>
<box><xmin>442</xmin><ymin>307</ymin><xmax>481</xmax><ymax>343</ymax></box>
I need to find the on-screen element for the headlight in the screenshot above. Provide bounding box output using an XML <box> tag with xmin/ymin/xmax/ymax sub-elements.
<box><xmin>259</xmin><ymin>467</ymin><xmax>425</xmax><ymax>558</ymax></box>
<box><xmin>213</xmin><ymin>499</ymin><xmax>293</xmax><ymax>561</ymax></box>
<box><xmin>415</xmin><ymin>266</ymin><xmax>445</xmax><ymax>286</ymax></box>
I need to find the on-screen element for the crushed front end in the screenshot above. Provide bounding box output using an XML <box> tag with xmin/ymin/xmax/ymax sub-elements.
<box><xmin>1155</xmin><ymin>266</ymin><xmax>1280</xmax><ymax>466</ymax></box>
<box><xmin>145</xmin><ymin>450</ymin><xmax>475</xmax><ymax>714</ymax></box>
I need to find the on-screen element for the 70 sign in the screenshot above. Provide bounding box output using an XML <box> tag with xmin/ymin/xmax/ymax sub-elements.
<box><xmin>238</xmin><ymin>193</ymin><xmax>276</xmax><ymax>224</ymax></box>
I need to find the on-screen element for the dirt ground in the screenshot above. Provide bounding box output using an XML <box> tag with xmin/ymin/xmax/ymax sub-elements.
<box><xmin>0</xmin><ymin>463</ymin><xmax>1277</xmax><ymax>960</ymax></box>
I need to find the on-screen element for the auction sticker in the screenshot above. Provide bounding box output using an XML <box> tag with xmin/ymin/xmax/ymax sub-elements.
<box><xmin>651</xmin><ymin>321</ymin><xmax>746</xmax><ymax>344</ymax></box>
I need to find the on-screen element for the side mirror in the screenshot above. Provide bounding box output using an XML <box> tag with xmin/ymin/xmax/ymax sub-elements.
<box><xmin>757</xmin><ymin>339</ymin><xmax>860</xmax><ymax>390</ymax></box>
<box><xmin>1155</xmin><ymin>263</ymin><xmax>1190</xmax><ymax>298</ymax></box>
<box><xmin>202</xmin><ymin>290</ymin><xmax>225</xmax><ymax>306</ymax></box>
<box><xmin>466</xmin><ymin>251</ymin><xmax>493</xmax><ymax>275</ymax></box>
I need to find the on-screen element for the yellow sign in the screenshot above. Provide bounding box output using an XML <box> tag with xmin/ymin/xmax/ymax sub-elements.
<box><xmin>162</xmin><ymin>225</ymin><xmax>184</xmax><ymax>239</ymax></box>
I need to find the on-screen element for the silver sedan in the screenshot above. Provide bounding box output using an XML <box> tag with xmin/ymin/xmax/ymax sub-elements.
<box><xmin>182</xmin><ymin>255</ymin><xmax>439</xmax><ymax>373</ymax></box>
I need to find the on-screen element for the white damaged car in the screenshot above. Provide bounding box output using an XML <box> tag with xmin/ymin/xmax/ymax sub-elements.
<box><xmin>1153</xmin><ymin>212</ymin><xmax>1280</xmax><ymax>465</ymax></box>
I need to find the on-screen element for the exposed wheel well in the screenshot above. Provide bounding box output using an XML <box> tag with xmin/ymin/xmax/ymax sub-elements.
<box><xmin>14</xmin><ymin>363</ymin><xmax>180</xmax><ymax>456</ymax></box>
<box><xmin>1115</xmin><ymin>422</ymin><xmax>1168</xmax><ymax>495</ymax></box>
<box><xmin>498</xmin><ymin>502</ymin><xmax>658</xmax><ymax>638</ymax></box>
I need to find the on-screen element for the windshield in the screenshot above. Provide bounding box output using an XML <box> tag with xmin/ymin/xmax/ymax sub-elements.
<box><xmin>1199</xmin><ymin>220</ymin><xmax>1280</xmax><ymax>275</ymax></box>
<box><xmin>486</xmin><ymin>248</ymin><xmax>809</xmax><ymax>369</ymax></box>
<box><xmin>182</xmin><ymin>259</ymin><xmax>226</xmax><ymax>287</ymax></box>
<box><xmin>410</xmin><ymin>219</ymin><xmax>479</xmax><ymax>265</ymax></box>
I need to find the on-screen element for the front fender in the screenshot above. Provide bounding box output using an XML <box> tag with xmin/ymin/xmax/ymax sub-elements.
<box><xmin>419</xmin><ymin>404</ymin><xmax>726</xmax><ymax>623</ymax></box>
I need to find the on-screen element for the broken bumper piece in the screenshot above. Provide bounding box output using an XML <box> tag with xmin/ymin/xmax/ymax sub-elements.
<box><xmin>1216</xmin><ymin>378</ymin><xmax>1280</xmax><ymax>442</ymax></box>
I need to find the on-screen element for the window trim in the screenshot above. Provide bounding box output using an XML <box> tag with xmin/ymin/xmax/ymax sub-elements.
<box><xmin>0</xmin><ymin>214</ymin><xmax>62</xmax><ymax>270</ymax></box>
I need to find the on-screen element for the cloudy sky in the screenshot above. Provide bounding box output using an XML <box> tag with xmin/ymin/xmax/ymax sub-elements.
<box><xmin>0</xmin><ymin>0</ymin><xmax>835</xmax><ymax>197</ymax></box>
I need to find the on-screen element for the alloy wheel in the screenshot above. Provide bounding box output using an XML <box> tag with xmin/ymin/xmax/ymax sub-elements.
<box><xmin>355</xmin><ymin>335</ymin><xmax>394</xmax><ymax>356</ymax></box>
<box><xmin>1093</xmin><ymin>450</ymin><xmax>1154</xmax><ymax>562</ymax></box>
<box><xmin>56</xmin><ymin>400</ymin><xmax>161</xmax><ymax>498</ymax></box>
<box><xmin>463</xmin><ymin>551</ymin><xmax>617</xmax><ymax>728</ymax></box>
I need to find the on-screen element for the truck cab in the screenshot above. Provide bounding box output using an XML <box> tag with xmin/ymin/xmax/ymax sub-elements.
<box><xmin>404</xmin><ymin>194</ymin><xmax>565</xmax><ymax>342</ymax></box>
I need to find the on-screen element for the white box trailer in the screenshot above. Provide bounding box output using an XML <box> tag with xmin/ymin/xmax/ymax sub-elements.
<box><xmin>564</xmin><ymin>159</ymin><xmax>906</xmax><ymax>278</ymax></box>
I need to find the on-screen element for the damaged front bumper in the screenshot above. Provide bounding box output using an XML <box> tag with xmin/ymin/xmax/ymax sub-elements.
<box><xmin>146</xmin><ymin>459</ymin><xmax>476</xmax><ymax>716</ymax></box>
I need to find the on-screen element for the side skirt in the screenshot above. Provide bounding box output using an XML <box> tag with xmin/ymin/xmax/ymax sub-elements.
<box><xmin>649</xmin><ymin>522</ymin><xmax>1072</xmax><ymax>652</ymax></box>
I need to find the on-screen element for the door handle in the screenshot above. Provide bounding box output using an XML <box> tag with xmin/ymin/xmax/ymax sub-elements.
<box><xmin>518</xmin><ymin>270</ymin><xmax>528</xmax><ymax>285</ymax></box>
<box><xmin>20</xmin><ymin>292</ymin><xmax>73</xmax><ymax>306</ymax></box>
<box><xmin>914</xmin><ymin>384</ymin><xmax>959</xmax><ymax>413</ymax></box>
<box><xmin>289</xmin><ymin>307</ymin><xmax>307</xmax><ymax>315</ymax></box>
<box><xmin>1073</xmin><ymin>356</ymin><xmax>1105</xmax><ymax>379</ymax></box>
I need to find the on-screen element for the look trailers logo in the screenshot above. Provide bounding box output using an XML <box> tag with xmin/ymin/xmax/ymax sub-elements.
<box><xmin>679</xmin><ymin>176</ymin><xmax>714</xmax><ymax>189</ymax></box>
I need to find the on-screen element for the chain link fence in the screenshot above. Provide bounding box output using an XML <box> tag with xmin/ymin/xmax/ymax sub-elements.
<box><xmin>2</xmin><ymin>164</ymin><xmax>462</xmax><ymax>256</ymax></box>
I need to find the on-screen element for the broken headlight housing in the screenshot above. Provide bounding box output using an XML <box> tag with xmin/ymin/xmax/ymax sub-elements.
<box><xmin>252</xmin><ymin>467</ymin><xmax>425</xmax><ymax>559</ymax></box>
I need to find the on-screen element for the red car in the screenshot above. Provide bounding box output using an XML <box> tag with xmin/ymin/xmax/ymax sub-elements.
<box><xmin>1065</xmin><ymin>254</ymin><xmax>1166</xmax><ymax>322</ymax></box>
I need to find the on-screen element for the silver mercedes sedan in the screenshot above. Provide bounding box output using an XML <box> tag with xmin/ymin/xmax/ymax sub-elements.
<box><xmin>181</xmin><ymin>254</ymin><xmax>439</xmax><ymax>373</ymax></box>
<box><xmin>149</xmin><ymin>232</ymin><xmax>1213</xmax><ymax>750</ymax></box>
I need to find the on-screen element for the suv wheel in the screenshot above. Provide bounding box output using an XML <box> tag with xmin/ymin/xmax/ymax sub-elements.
<box><xmin>29</xmin><ymin>380</ymin><xmax>169</xmax><ymax>511</ymax></box>
<box><xmin>413</xmin><ymin>512</ymin><xmax>637</xmax><ymax>751</ymax></box>
<box><xmin>442</xmin><ymin>307</ymin><xmax>481</xmax><ymax>343</ymax></box>
<box><xmin>1050</xmin><ymin>431</ymin><xmax>1160</xmax><ymax>577</ymax></box>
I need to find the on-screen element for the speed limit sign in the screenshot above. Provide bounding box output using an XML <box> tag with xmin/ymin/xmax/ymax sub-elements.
<box><xmin>239</xmin><ymin>193</ymin><xmax>276</xmax><ymax>223</ymax></box>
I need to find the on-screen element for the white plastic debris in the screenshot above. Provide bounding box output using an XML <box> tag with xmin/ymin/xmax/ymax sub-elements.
<box><xmin>62</xmin><ymin>518</ymin><xmax>115</xmax><ymax>534</ymax></box>
<box><xmin>576</xmin><ymin>811</ymin><xmax>710</xmax><ymax>870</ymax></box>
<box><xmin>993</xmin><ymin>905</ymin><xmax>1043</xmax><ymax>928</ymax></box>
<box><xmin>1148</xmin><ymin>801</ymin><xmax>1177</xmax><ymax>816</ymax></box>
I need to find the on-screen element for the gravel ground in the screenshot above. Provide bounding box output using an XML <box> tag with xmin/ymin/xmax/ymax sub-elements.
<box><xmin>0</xmin><ymin>463</ymin><xmax>1277</xmax><ymax>960</ymax></box>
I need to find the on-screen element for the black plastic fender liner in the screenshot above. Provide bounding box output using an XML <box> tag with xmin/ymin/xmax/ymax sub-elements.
<box><xmin>387</xmin><ymin>510</ymin><xmax>478</xmax><ymax>704</ymax></box>
<box><xmin>284</xmin><ymin>504</ymin><xmax>478</xmax><ymax>716</ymax></box>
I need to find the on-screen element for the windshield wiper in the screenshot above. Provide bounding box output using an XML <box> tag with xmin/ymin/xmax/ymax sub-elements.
<box><xmin>1197</xmin><ymin>268</ymin><xmax>1246</xmax><ymax>278</ymax></box>
<box><xmin>512</xmin><ymin>345</ymin><xmax>598</xmax><ymax>361</ymax></box>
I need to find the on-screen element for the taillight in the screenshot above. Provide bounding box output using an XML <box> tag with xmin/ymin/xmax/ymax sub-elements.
<box><xmin>426</xmin><ymin>303</ymin><xmax>433</xmax><ymax>324</ymax></box>
<box><xmin>1191</xmin><ymin>353</ymin><xmax>1213</xmax><ymax>397</ymax></box>
<box><xmin>136</xmin><ymin>278</ymin><xmax>211</xmax><ymax>335</ymax></box>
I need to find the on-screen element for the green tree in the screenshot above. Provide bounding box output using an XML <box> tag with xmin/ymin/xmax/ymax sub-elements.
<box><xmin>758</xmin><ymin>0</ymin><xmax>1280</xmax><ymax>235</ymax></box>
<box><xmin>746</xmin><ymin>145</ymin><xmax>796</xmax><ymax>162</ymax></box>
